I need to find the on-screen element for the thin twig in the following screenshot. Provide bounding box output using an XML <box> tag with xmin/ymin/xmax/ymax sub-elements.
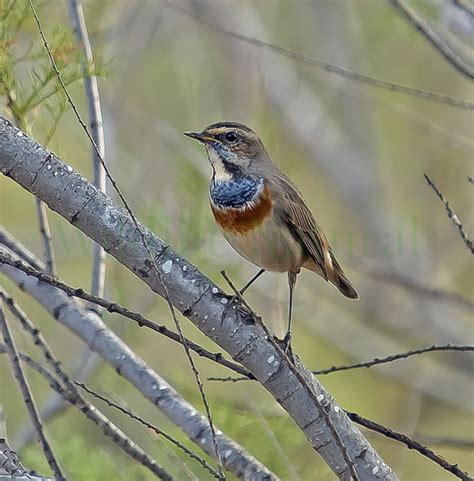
<box><xmin>75</xmin><ymin>382</ymin><xmax>220</xmax><ymax>479</ymax></box>
<box><xmin>28</xmin><ymin>3</ymin><xmax>225</xmax><ymax>476</ymax></box>
<box><xmin>389</xmin><ymin>0</ymin><xmax>474</xmax><ymax>79</ymax></box>
<box><xmin>0</xmin><ymin>249</ymin><xmax>252</xmax><ymax>379</ymax></box>
<box><xmin>220</xmin><ymin>270</ymin><xmax>254</xmax><ymax>314</ymax></box>
<box><xmin>34</xmin><ymin>199</ymin><xmax>57</xmax><ymax>277</ymax></box>
<box><xmin>208</xmin><ymin>344</ymin><xmax>474</xmax><ymax>382</ymax></box>
<box><xmin>313</xmin><ymin>345</ymin><xmax>474</xmax><ymax>375</ymax></box>
<box><xmin>348</xmin><ymin>412</ymin><xmax>473</xmax><ymax>481</ymax></box>
<box><xmin>424</xmin><ymin>174</ymin><xmax>474</xmax><ymax>253</ymax></box>
<box><xmin>0</xmin><ymin>300</ymin><xmax>66</xmax><ymax>481</ymax></box>
<box><xmin>0</xmin><ymin>343</ymin><xmax>175</xmax><ymax>481</ymax></box>
<box><xmin>166</xmin><ymin>0</ymin><xmax>474</xmax><ymax>111</ymax></box>
<box><xmin>67</xmin><ymin>0</ymin><xmax>106</xmax><ymax>306</ymax></box>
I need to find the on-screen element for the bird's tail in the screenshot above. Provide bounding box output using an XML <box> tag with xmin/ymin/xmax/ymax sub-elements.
<box><xmin>329</xmin><ymin>254</ymin><xmax>359</xmax><ymax>300</ymax></box>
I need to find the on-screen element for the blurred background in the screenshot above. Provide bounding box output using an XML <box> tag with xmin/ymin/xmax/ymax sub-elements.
<box><xmin>0</xmin><ymin>0</ymin><xmax>473</xmax><ymax>479</ymax></box>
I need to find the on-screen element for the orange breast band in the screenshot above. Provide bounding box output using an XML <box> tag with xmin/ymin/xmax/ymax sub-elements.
<box><xmin>211</xmin><ymin>184</ymin><xmax>273</xmax><ymax>234</ymax></box>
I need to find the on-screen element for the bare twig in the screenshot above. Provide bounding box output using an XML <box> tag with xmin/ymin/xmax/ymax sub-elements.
<box><xmin>75</xmin><ymin>382</ymin><xmax>220</xmax><ymax>479</ymax></box>
<box><xmin>166</xmin><ymin>0</ymin><xmax>474</xmax><ymax>111</ymax></box>
<box><xmin>389</xmin><ymin>0</ymin><xmax>474</xmax><ymax>79</ymax></box>
<box><xmin>312</xmin><ymin>345</ymin><xmax>474</xmax><ymax>375</ymax></box>
<box><xmin>0</xmin><ymin>344</ymin><xmax>175</xmax><ymax>481</ymax></box>
<box><xmin>28</xmin><ymin>4</ymin><xmax>225</xmax><ymax>475</ymax></box>
<box><xmin>0</xmin><ymin>300</ymin><xmax>66</xmax><ymax>481</ymax></box>
<box><xmin>424</xmin><ymin>174</ymin><xmax>474</xmax><ymax>253</ymax></box>
<box><xmin>67</xmin><ymin>0</ymin><xmax>106</xmax><ymax>305</ymax></box>
<box><xmin>35</xmin><ymin>199</ymin><xmax>57</xmax><ymax>277</ymax></box>
<box><xmin>348</xmin><ymin>412</ymin><xmax>473</xmax><ymax>481</ymax></box>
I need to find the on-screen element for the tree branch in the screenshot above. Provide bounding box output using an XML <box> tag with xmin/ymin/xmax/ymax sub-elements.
<box><xmin>424</xmin><ymin>174</ymin><xmax>473</xmax><ymax>253</ymax></box>
<box><xmin>0</xmin><ymin>116</ymin><xmax>397</xmax><ymax>480</ymax></box>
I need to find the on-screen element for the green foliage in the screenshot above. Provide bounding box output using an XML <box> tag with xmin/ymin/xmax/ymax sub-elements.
<box><xmin>0</xmin><ymin>0</ymin><xmax>102</xmax><ymax>138</ymax></box>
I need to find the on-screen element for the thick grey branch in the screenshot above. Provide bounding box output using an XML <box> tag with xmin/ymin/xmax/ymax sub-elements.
<box><xmin>0</xmin><ymin>116</ymin><xmax>397</xmax><ymax>480</ymax></box>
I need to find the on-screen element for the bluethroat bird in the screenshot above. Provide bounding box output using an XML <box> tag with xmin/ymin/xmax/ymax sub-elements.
<box><xmin>184</xmin><ymin>122</ymin><xmax>358</xmax><ymax>350</ymax></box>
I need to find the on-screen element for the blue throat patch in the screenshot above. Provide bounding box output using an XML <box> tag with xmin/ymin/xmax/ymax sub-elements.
<box><xmin>210</xmin><ymin>176</ymin><xmax>263</xmax><ymax>209</ymax></box>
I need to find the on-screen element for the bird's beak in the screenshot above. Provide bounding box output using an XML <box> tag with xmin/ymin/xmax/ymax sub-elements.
<box><xmin>184</xmin><ymin>131</ymin><xmax>211</xmax><ymax>143</ymax></box>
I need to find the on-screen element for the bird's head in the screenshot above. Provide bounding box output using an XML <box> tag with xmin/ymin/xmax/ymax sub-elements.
<box><xmin>184</xmin><ymin>122</ymin><xmax>268</xmax><ymax>181</ymax></box>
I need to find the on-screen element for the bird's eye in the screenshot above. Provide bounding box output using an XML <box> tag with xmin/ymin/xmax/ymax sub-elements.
<box><xmin>225</xmin><ymin>132</ymin><xmax>237</xmax><ymax>143</ymax></box>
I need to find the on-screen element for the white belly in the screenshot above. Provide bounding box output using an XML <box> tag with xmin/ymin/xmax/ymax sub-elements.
<box><xmin>219</xmin><ymin>215</ymin><xmax>304</xmax><ymax>273</ymax></box>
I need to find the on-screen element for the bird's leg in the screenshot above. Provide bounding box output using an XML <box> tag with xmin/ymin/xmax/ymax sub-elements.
<box><xmin>282</xmin><ymin>271</ymin><xmax>298</xmax><ymax>354</ymax></box>
<box><xmin>240</xmin><ymin>268</ymin><xmax>265</xmax><ymax>295</ymax></box>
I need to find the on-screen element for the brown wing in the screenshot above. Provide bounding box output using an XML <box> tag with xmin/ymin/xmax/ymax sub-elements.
<box><xmin>268</xmin><ymin>174</ymin><xmax>330</xmax><ymax>280</ymax></box>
